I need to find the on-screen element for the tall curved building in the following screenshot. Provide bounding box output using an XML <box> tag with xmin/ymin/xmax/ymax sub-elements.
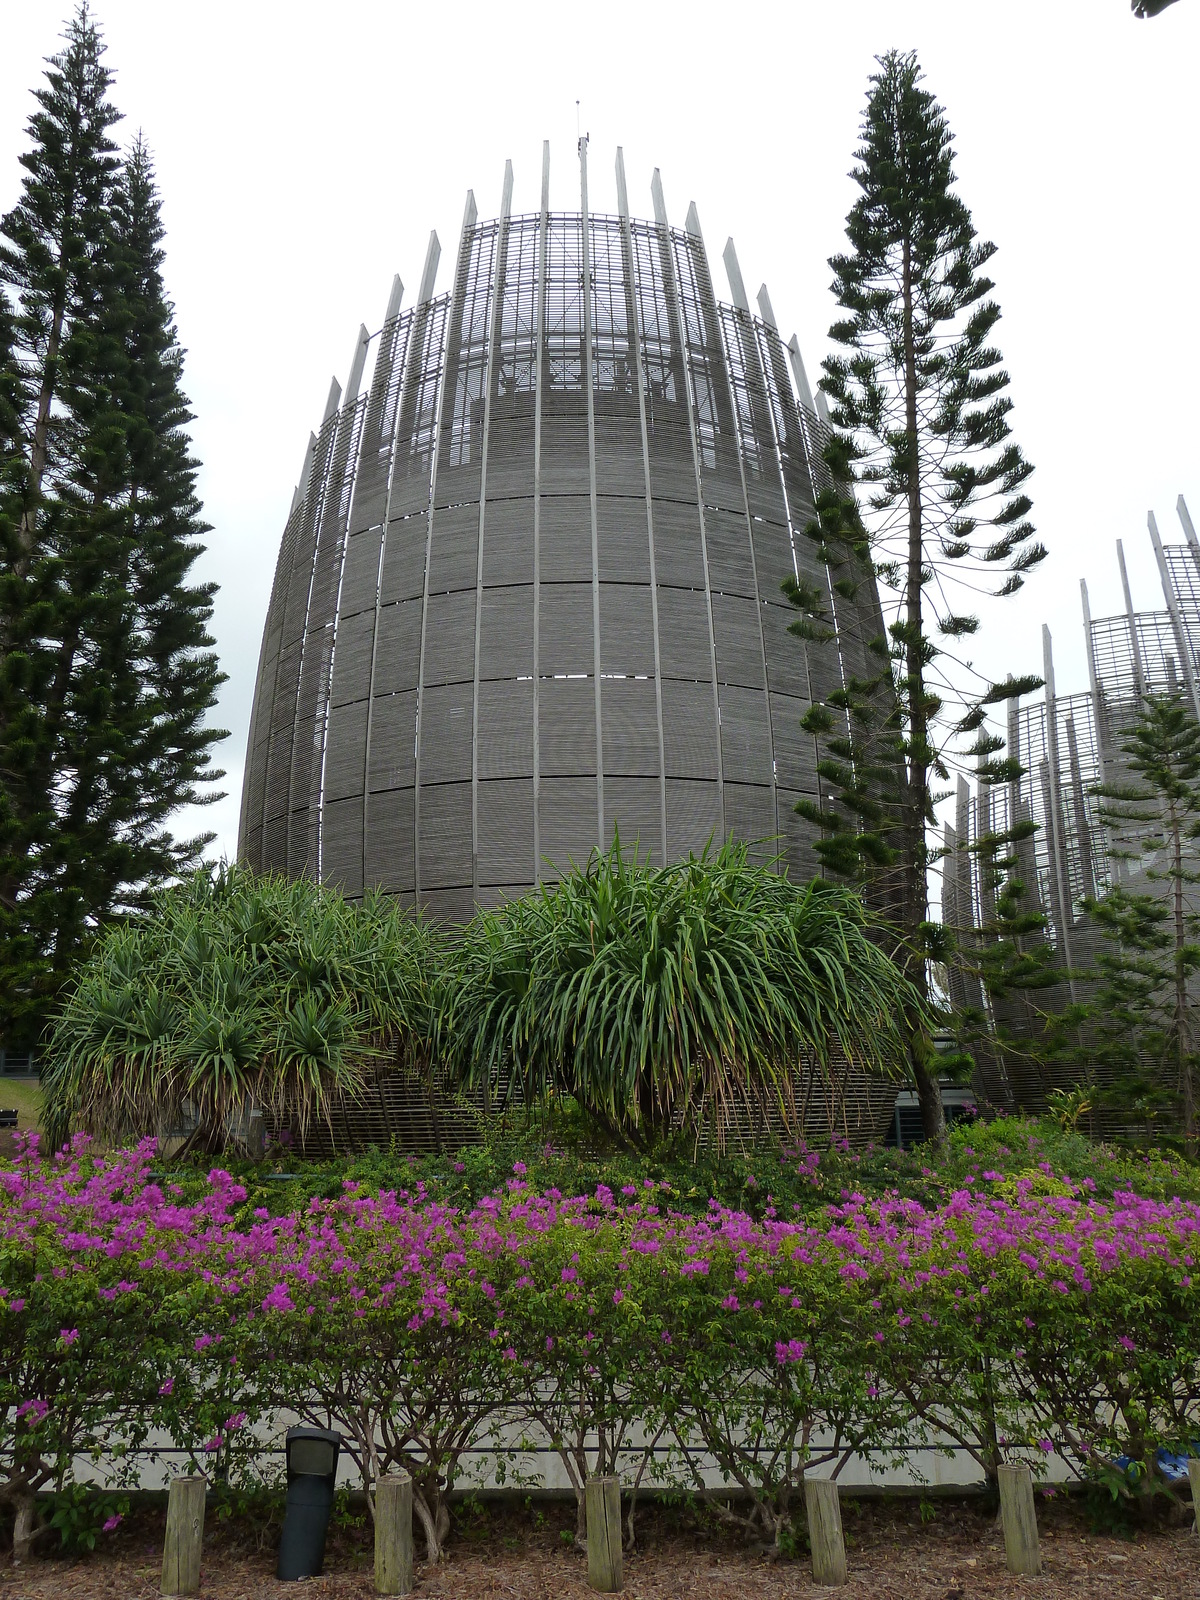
<box><xmin>238</xmin><ymin>145</ymin><xmax>885</xmax><ymax>922</ymax></box>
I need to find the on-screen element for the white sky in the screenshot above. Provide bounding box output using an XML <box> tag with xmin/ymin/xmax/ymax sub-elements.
<box><xmin>3</xmin><ymin>0</ymin><xmax>1199</xmax><ymax>865</ymax></box>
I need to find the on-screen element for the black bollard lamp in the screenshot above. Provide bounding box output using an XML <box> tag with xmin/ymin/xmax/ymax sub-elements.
<box><xmin>277</xmin><ymin>1426</ymin><xmax>341</xmax><ymax>1580</ymax></box>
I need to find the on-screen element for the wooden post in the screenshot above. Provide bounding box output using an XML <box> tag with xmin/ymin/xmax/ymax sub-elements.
<box><xmin>375</xmin><ymin>1471</ymin><xmax>414</xmax><ymax>1595</ymax></box>
<box><xmin>998</xmin><ymin>1462</ymin><xmax>1041</xmax><ymax>1575</ymax></box>
<box><xmin>804</xmin><ymin>1476</ymin><xmax>848</xmax><ymax>1587</ymax></box>
<box><xmin>245</xmin><ymin>1108</ymin><xmax>265</xmax><ymax>1159</ymax></box>
<box><xmin>161</xmin><ymin>1475</ymin><xmax>205</xmax><ymax>1596</ymax></box>
<box><xmin>1189</xmin><ymin>1457</ymin><xmax>1200</xmax><ymax>1533</ymax></box>
<box><xmin>585</xmin><ymin>1475</ymin><xmax>623</xmax><ymax>1592</ymax></box>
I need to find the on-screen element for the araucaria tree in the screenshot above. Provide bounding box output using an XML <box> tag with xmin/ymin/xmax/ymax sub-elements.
<box><xmin>0</xmin><ymin>6</ymin><xmax>224</xmax><ymax>1040</ymax></box>
<box><xmin>793</xmin><ymin>51</ymin><xmax>1042</xmax><ymax>1141</ymax></box>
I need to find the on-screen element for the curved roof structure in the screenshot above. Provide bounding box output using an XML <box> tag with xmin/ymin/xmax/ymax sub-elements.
<box><xmin>238</xmin><ymin>143</ymin><xmax>886</xmax><ymax>920</ymax></box>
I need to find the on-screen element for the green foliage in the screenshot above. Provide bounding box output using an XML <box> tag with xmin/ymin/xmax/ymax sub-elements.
<box><xmin>46</xmin><ymin>1484</ymin><xmax>128</xmax><ymax>1552</ymax></box>
<box><xmin>787</xmin><ymin>51</ymin><xmax>1041</xmax><ymax>1144</ymax></box>
<box><xmin>0</xmin><ymin>8</ymin><xmax>224</xmax><ymax>1043</ymax></box>
<box><xmin>182</xmin><ymin>1111</ymin><xmax>1200</xmax><ymax>1225</ymax></box>
<box><xmin>437</xmin><ymin>836</ymin><xmax>924</xmax><ymax>1149</ymax></box>
<box><xmin>40</xmin><ymin>864</ymin><xmax>438</xmax><ymax>1149</ymax></box>
<box><xmin>998</xmin><ymin>695</ymin><xmax>1200</xmax><ymax>1151</ymax></box>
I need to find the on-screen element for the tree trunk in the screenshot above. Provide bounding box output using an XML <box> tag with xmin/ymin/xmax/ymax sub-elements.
<box><xmin>11</xmin><ymin>1490</ymin><xmax>37</xmax><ymax>1564</ymax></box>
<box><xmin>15</xmin><ymin>287</ymin><xmax>68</xmax><ymax>570</ymax></box>
<box><xmin>900</xmin><ymin>237</ymin><xmax>944</xmax><ymax>1148</ymax></box>
<box><xmin>412</xmin><ymin>1486</ymin><xmax>441</xmax><ymax>1564</ymax></box>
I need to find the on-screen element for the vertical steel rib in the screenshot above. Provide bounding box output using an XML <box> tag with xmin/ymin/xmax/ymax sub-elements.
<box><xmin>580</xmin><ymin>138</ymin><xmax>605</xmax><ymax>851</ymax></box>
<box><xmin>1150</xmin><ymin>510</ymin><xmax>1200</xmax><ymax>719</ymax></box>
<box><xmin>415</xmin><ymin>200</ymin><xmax>472</xmax><ymax>900</ymax></box>
<box><xmin>284</xmin><ymin>382</ymin><xmax>341</xmax><ymax>871</ymax></box>
<box><xmin>1041</xmin><ymin>625</ymin><xmax>1077</xmax><ymax>986</ymax></box>
<box><xmin>1117</xmin><ymin>538</ymin><xmax>1147</xmax><ymax>699</ymax></box>
<box><xmin>717</xmin><ymin>233</ymin><xmax>780</xmax><ymax>851</ymax></box>
<box><xmin>471</xmin><ymin>162</ymin><xmax>514</xmax><ymax>902</ymax></box>
<box><xmin>532</xmin><ymin>142</ymin><xmax>549</xmax><ymax>884</ymax></box>
<box><xmin>361</xmin><ymin>272</ymin><xmax>408</xmax><ymax>889</ymax></box>
<box><xmin>616</xmin><ymin>147</ymin><xmax>668</xmax><ymax>863</ymax></box>
<box><xmin>653</xmin><ymin>170</ymin><xmax>725</xmax><ymax>838</ymax></box>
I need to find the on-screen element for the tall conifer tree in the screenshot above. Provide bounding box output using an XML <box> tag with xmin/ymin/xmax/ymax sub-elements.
<box><xmin>788</xmin><ymin>52</ymin><xmax>1042</xmax><ymax>1140</ymax></box>
<box><xmin>0</xmin><ymin>10</ymin><xmax>224</xmax><ymax>1040</ymax></box>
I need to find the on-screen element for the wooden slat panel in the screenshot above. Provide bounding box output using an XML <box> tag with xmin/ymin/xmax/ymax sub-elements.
<box><xmin>538</xmin><ymin>677</ymin><xmax>599</xmax><ymax>777</ymax></box>
<box><xmin>329</xmin><ymin>611</ymin><xmax>374</xmax><ymax>708</ymax></box>
<box><xmin>655</xmin><ymin>586</ymin><xmax>713</xmax><ymax>682</ymax></box>
<box><xmin>603</xmin><ymin>775</ymin><xmax>663</xmax><ymax>865</ymax></box>
<box><xmin>601</xmin><ymin>677</ymin><xmax>661</xmax><ymax>776</ymax></box>
<box><xmin>324</xmin><ymin>699</ymin><xmax>368</xmax><ymax>802</ymax></box>
<box><xmin>596</xmin><ymin>497</ymin><xmax>651</xmax><ymax>584</ymax></box>
<box><xmin>666</xmin><ymin>777</ymin><xmax>723</xmax><ymax>858</ymax></box>
<box><xmin>661</xmin><ymin>680</ymin><xmax>720</xmax><ymax>779</ymax></box>
<box><xmin>338</xmin><ymin>528</ymin><xmax>383</xmax><ymax>619</ymax></box>
<box><xmin>379</xmin><ymin>512</ymin><xmax>429</xmax><ymax>605</ymax></box>
<box><xmin>477</xmin><ymin>679</ymin><xmax>534</xmax><ymax>778</ymax></box>
<box><xmin>538</xmin><ymin>583</ymin><xmax>595</xmax><ymax>675</ymax></box>
<box><xmin>418</xmin><ymin>781</ymin><xmax>473</xmax><ymax>889</ymax></box>
<box><xmin>599</xmin><ymin>582</ymin><xmax>655</xmax><ymax>676</ymax></box>
<box><xmin>479</xmin><ymin>586</ymin><xmax>533</xmax><ymax>680</ymax></box>
<box><xmin>365</xmin><ymin>786</ymin><xmax>414</xmax><ymax>890</ymax></box>
<box><xmin>477</xmin><ymin>778</ymin><xmax>534</xmax><ymax>884</ymax></box>
<box><xmin>421</xmin><ymin>591</ymin><xmax>477</xmax><ymax>687</ymax></box>
<box><xmin>538</xmin><ymin>496</ymin><xmax>593</xmax><ymax>583</ymax></box>
<box><xmin>367</xmin><ymin>692</ymin><xmax>418</xmax><ymax>792</ymax></box>
<box><xmin>419</xmin><ymin>682</ymin><xmax>472</xmax><ymax>784</ymax></box>
<box><xmin>371</xmin><ymin>599</ymin><xmax>423</xmax><ymax>696</ymax></box>
<box><xmin>322</xmin><ymin>797</ymin><xmax>364</xmax><ymax>897</ymax></box>
<box><xmin>537</xmin><ymin>775</ymin><xmax>601</xmax><ymax>875</ymax></box>
<box><xmin>711</xmin><ymin>592</ymin><xmax>767</xmax><ymax>690</ymax></box>
<box><xmin>481</xmin><ymin>497</ymin><xmax>535</xmax><ymax>586</ymax></box>
<box><xmin>718</xmin><ymin>686</ymin><xmax>773</xmax><ymax>786</ymax></box>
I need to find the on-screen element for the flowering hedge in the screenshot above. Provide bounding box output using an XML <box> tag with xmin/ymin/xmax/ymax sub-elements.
<box><xmin>1</xmin><ymin>1135</ymin><xmax>1198</xmax><ymax>1559</ymax></box>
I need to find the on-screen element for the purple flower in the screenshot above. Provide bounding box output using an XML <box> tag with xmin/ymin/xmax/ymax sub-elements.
<box><xmin>102</xmin><ymin>1515</ymin><xmax>122</xmax><ymax>1532</ymax></box>
<box><xmin>59</xmin><ymin>1328</ymin><xmax>79</xmax><ymax>1346</ymax></box>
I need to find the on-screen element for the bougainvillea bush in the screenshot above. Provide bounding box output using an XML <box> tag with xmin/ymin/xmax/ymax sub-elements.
<box><xmin>0</xmin><ymin>1135</ymin><xmax>1197</xmax><ymax>1560</ymax></box>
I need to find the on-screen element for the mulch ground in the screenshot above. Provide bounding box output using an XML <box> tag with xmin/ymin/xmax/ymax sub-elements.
<box><xmin>0</xmin><ymin>1494</ymin><xmax>1192</xmax><ymax>1599</ymax></box>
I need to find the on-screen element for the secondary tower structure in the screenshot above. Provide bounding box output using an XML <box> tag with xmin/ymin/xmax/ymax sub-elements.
<box><xmin>239</xmin><ymin>144</ymin><xmax>884</xmax><ymax>918</ymax></box>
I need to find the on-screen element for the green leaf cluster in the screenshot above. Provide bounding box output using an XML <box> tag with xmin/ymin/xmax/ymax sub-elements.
<box><xmin>40</xmin><ymin>864</ymin><xmax>437</xmax><ymax>1150</ymax></box>
<box><xmin>436</xmin><ymin>835</ymin><xmax>925</xmax><ymax>1149</ymax></box>
<box><xmin>0</xmin><ymin>8</ymin><xmax>225</xmax><ymax>1043</ymax></box>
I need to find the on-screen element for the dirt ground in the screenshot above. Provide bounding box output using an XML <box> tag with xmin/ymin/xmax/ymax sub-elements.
<box><xmin>0</xmin><ymin>1495</ymin><xmax>1193</xmax><ymax>1599</ymax></box>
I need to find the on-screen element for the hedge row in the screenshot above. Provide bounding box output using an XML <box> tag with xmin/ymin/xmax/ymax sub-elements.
<box><xmin>1</xmin><ymin>1136</ymin><xmax>1198</xmax><ymax>1558</ymax></box>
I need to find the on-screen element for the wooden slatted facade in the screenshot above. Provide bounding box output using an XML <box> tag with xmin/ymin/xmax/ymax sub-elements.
<box><xmin>240</xmin><ymin>189</ymin><xmax>873</xmax><ymax>910</ymax></box>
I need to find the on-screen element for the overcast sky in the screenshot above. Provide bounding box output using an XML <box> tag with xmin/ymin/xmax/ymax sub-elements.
<box><xmin>4</xmin><ymin>0</ymin><xmax>1199</xmax><ymax>863</ymax></box>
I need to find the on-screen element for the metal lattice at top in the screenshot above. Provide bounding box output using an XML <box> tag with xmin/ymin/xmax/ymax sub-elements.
<box><xmin>238</xmin><ymin>145</ymin><xmax>886</xmax><ymax>924</ymax></box>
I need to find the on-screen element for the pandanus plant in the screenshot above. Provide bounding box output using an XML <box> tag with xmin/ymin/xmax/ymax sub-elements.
<box><xmin>41</xmin><ymin>865</ymin><xmax>438</xmax><ymax>1151</ymax></box>
<box><xmin>437</xmin><ymin>836</ymin><xmax>925</xmax><ymax>1149</ymax></box>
